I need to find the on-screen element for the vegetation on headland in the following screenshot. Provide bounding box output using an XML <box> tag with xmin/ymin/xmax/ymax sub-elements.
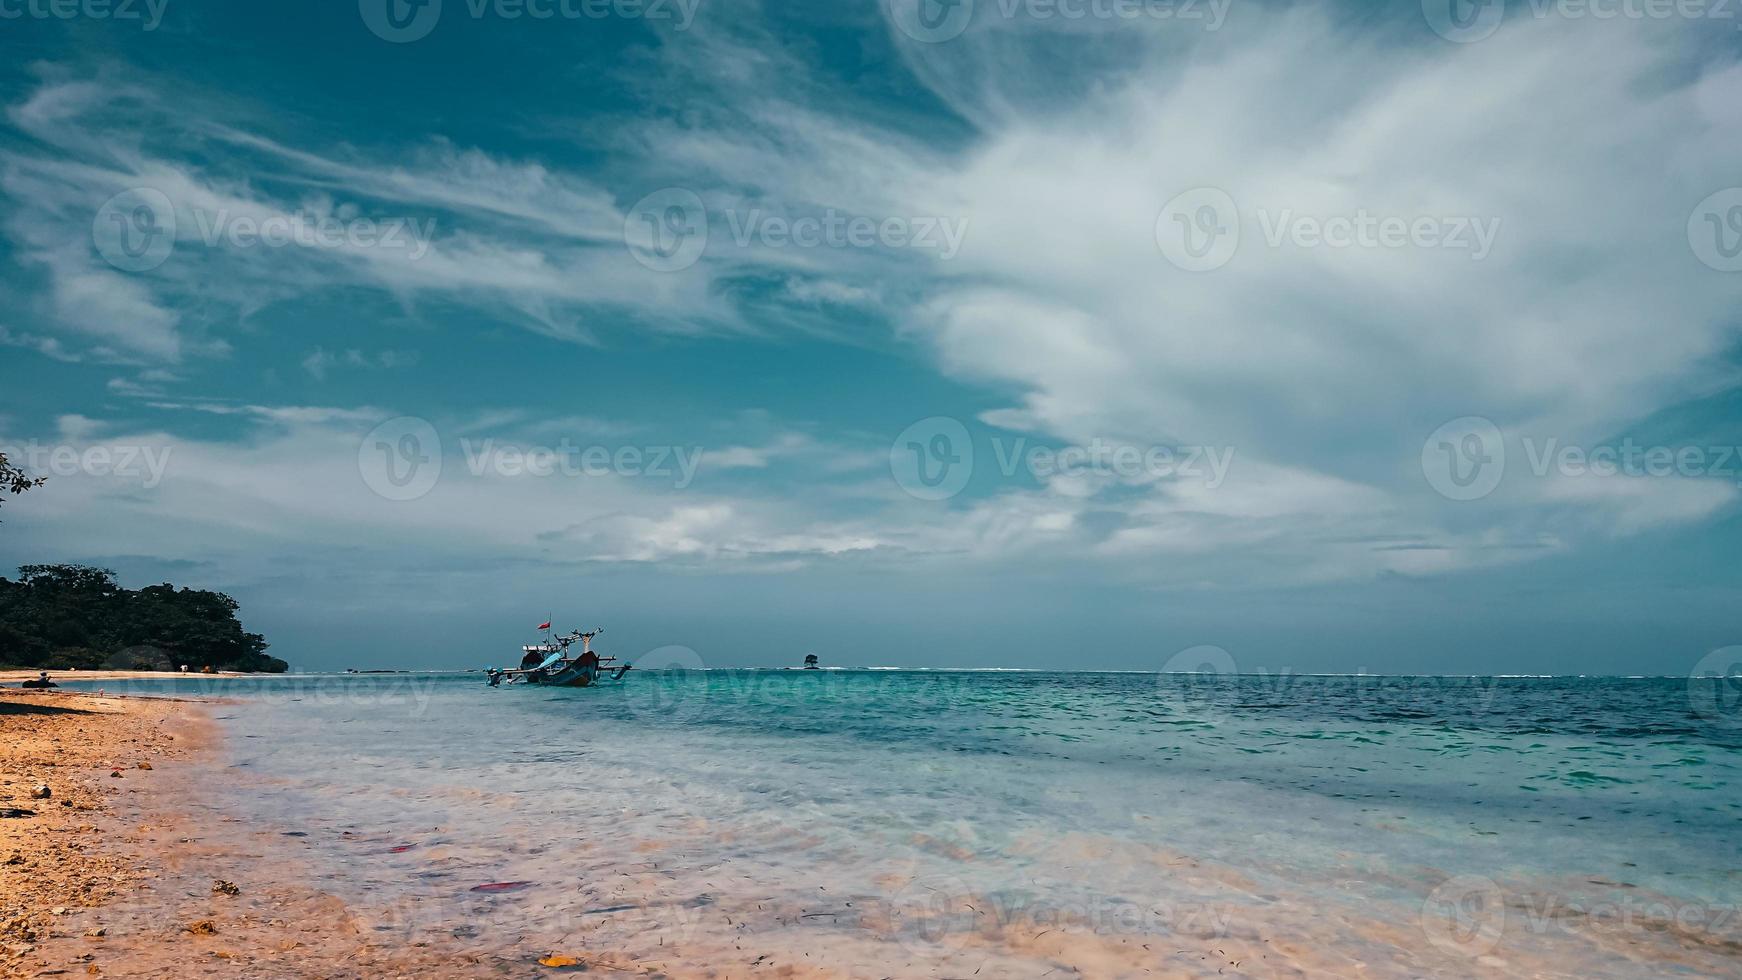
<box><xmin>0</xmin><ymin>564</ymin><xmax>286</xmax><ymax>673</ymax></box>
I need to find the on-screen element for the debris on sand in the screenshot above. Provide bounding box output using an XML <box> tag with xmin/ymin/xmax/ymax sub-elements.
<box><xmin>211</xmin><ymin>880</ymin><xmax>240</xmax><ymax>896</ymax></box>
<box><xmin>469</xmin><ymin>881</ymin><xmax>534</xmax><ymax>894</ymax></box>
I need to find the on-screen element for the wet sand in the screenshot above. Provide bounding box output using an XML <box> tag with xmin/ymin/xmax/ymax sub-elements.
<box><xmin>0</xmin><ymin>689</ymin><xmax>619</xmax><ymax>980</ymax></box>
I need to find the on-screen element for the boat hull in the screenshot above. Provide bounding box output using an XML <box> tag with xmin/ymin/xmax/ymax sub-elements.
<box><xmin>537</xmin><ymin>661</ymin><xmax>600</xmax><ymax>687</ymax></box>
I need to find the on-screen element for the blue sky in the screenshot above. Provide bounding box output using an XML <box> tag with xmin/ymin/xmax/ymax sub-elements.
<box><xmin>0</xmin><ymin>0</ymin><xmax>1739</xmax><ymax>673</ymax></box>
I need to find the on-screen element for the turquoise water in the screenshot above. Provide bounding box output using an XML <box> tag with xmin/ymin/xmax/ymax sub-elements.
<box><xmin>72</xmin><ymin>671</ymin><xmax>1742</xmax><ymax>977</ymax></box>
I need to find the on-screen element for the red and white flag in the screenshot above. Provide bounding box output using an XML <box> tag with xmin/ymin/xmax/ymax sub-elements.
<box><xmin>537</xmin><ymin>620</ymin><xmax>551</xmax><ymax>630</ymax></box>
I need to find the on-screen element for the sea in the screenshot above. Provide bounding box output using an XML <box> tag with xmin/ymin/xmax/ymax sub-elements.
<box><xmin>62</xmin><ymin>670</ymin><xmax>1742</xmax><ymax>978</ymax></box>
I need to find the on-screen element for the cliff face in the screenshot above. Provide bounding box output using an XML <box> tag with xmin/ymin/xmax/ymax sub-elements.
<box><xmin>0</xmin><ymin>566</ymin><xmax>287</xmax><ymax>673</ymax></box>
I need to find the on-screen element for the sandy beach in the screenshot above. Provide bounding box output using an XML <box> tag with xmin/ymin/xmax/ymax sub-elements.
<box><xmin>0</xmin><ymin>672</ymin><xmax>257</xmax><ymax>685</ymax></box>
<box><xmin>1</xmin><ymin>688</ymin><xmax>613</xmax><ymax>980</ymax></box>
<box><xmin>4</xmin><ymin>675</ymin><xmax>1738</xmax><ymax>979</ymax></box>
<box><xmin>0</xmin><ymin>688</ymin><xmax>205</xmax><ymax>978</ymax></box>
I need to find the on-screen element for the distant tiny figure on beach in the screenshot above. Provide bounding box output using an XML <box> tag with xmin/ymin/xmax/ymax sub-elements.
<box><xmin>20</xmin><ymin>672</ymin><xmax>57</xmax><ymax>689</ymax></box>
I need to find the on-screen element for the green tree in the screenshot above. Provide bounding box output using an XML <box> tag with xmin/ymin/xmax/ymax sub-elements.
<box><xmin>0</xmin><ymin>564</ymin><xmax>284</xmax><ymax>672</ymax></box>
<box><xmin>0</xmin><ymin>451</ymin><xmax>46</xmax><ymax>517</ymax></box>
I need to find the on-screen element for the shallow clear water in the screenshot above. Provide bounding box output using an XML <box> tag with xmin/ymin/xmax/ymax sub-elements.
<box><xmin>71</xmin><ymin>671</ymin><xmax>1742</xmax><ymax>977</ymax></box>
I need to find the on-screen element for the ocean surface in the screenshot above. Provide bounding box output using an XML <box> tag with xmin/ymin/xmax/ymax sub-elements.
<box><xmin>67</xmin><ymin>671</ymin><xmax>1742</xmax><ymax>978</ymax></box>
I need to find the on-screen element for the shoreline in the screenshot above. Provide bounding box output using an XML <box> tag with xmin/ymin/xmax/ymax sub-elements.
<box><xmin>0</xmin><ymin>671</ymin><xmax>262</xmax><ymax>685</ymax></box>
<box><xmin>1</xmin><ymin>689</ymin><xmax>612</xmax><ymax>979</ymax></box>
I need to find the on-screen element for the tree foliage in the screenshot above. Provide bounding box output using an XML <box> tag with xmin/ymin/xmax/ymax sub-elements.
<box><xmin>0</xmin><ymin>564</ymin><xmax>286</xmax><ymax>672</ymax></box>
<box><xmin>0</xmin><ymin>451</ymin><xmax>46</xmax><ymax>516</ymax></box>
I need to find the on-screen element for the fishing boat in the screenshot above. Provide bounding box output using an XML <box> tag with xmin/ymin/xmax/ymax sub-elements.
<box><xmin>486</xmin><ymin>625</ymin><xmax>630</xmax><ymax>688</ymax></box>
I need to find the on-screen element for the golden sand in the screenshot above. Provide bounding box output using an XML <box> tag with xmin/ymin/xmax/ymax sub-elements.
<box><xmin>1</xmin><ymin>690</ymin><xmax>633</xmax><ymax>979</ymax></box>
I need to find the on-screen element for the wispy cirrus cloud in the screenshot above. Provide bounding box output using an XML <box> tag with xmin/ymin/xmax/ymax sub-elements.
<box><xmin>2</xmin><ymin>1</ymin><xmax>1739</xmax><ymax>616</ymax></box>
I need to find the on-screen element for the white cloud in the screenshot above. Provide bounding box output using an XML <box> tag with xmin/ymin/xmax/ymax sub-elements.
<box><xmin>5</xmin><ymin>10</ymin><xmax>1738</xmax><ymax>593</ymax></box>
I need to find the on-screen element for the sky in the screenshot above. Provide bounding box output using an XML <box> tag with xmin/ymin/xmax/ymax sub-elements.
<box><xmin>0</xmin><ymin>0</ymin><xmax>1738</xmax><ymax>674</ymax></box>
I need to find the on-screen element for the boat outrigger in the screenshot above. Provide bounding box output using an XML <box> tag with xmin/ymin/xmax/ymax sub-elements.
<box><xmin>486</xmin><ymin>626</ymin><xmax>631</xmax><ymax>688</ymax></box>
